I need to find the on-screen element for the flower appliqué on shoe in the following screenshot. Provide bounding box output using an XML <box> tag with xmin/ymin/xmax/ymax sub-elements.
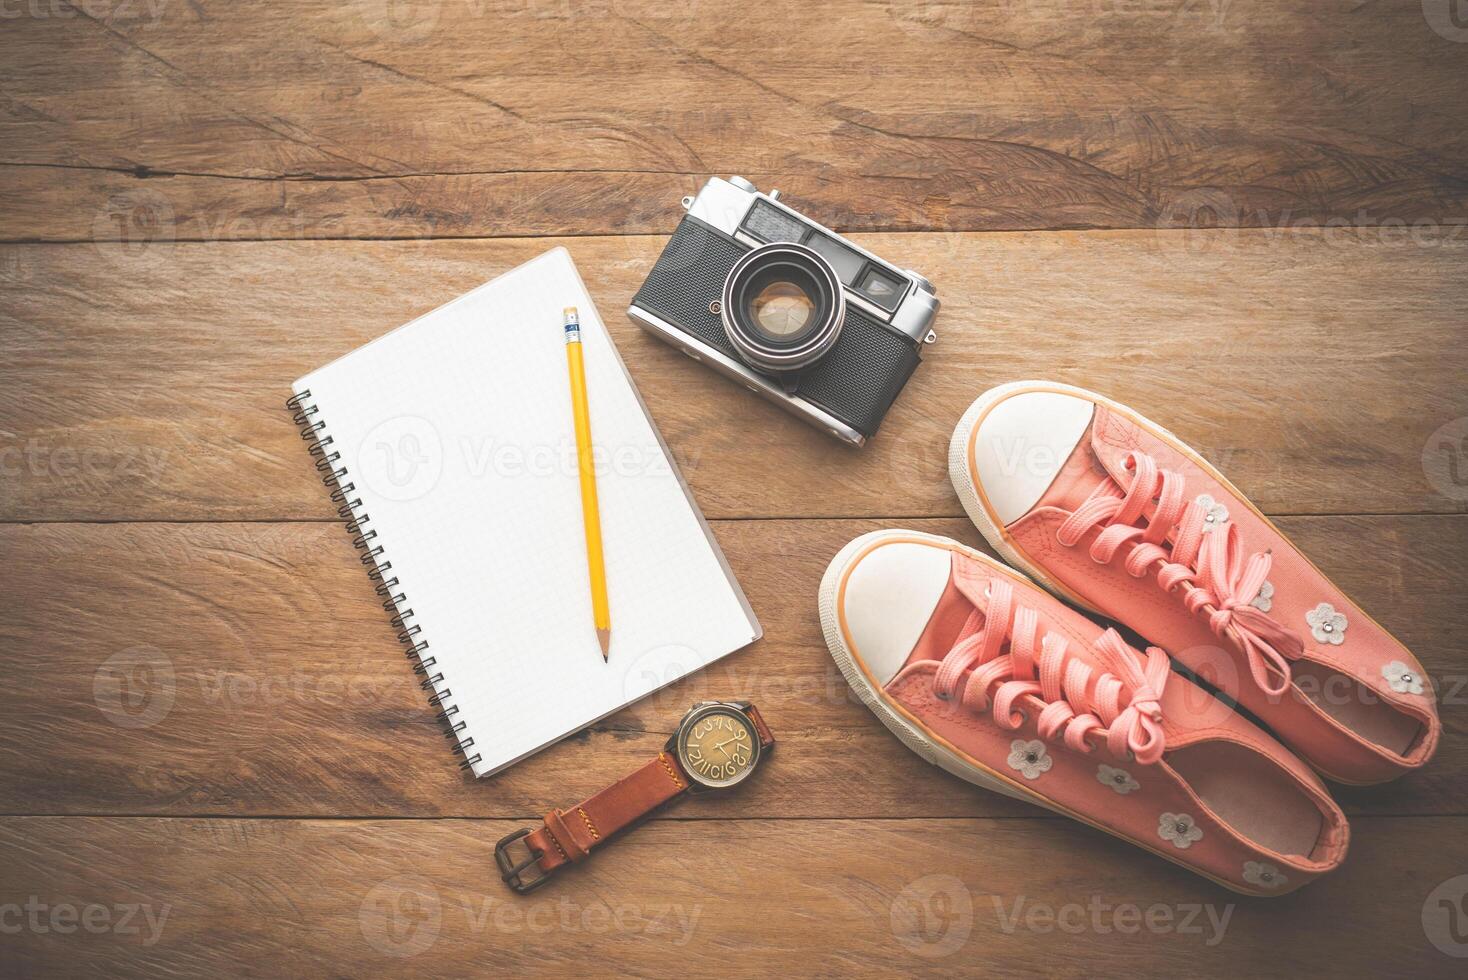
<box><xmin>1242</xmin><ymin>861</ymin><xmax>1287</xmax><ymax>890</ymax></box>
<box><xmin>1305</xmin><ymin>602</ymin><xmax>1348</xmax><ymax>645</ymax></box>
<box><xmin>1195</xmin><ymin>494</ymin><xmax>1229</xmax><ymax>532</ymax></box>
<box><xmin>1007</xmin><ymin>739</ymin><xmax>1053</xmax><ymax>780</ymax></box>
<box><xmin>1382</xmin><ymin>660</ymin><xmax>1424</xmax><ymax>696</ymax></box>
<box><xmin>1250</xmin><ymin>579</ymin><xmax>1274</xmax><ymax>613</ymax></box>
<box><xmin>1158</xmin><ymin>812</ymin><xmax>1203</xmax><ymax>849</ymax></box>
<box><xmin>1096</xmin><ymin>764</ymin><xmax>1139</xmax><ymax>795</ymax></box>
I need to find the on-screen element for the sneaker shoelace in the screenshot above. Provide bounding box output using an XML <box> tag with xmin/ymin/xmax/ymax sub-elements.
<box><xmin>935</xmin><ymin>572</ymin><xmax>1169</xmax><ymax>764</ymax></box>
<box><xmin>1055</xmin><ymin>450</ymin><xmax>1304</xmax><ymax>697</ymax></box>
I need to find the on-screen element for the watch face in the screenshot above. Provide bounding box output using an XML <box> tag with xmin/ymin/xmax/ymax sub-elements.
<box><xmin>677</xmin><ymin>706</ymin><xmax>760</xmax><ymax>789</ymax></box>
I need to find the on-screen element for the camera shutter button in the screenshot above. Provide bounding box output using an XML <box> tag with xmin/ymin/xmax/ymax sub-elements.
<box><xmin>728</xmin><ymin>176</ymin><xmax>757</xmax><ymax>192</ymax></box>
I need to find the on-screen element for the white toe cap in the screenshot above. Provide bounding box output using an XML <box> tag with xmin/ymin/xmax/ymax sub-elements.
<box><xmin>840</xmin><ymin>541</ymin><xmax>953</xmax><ymax>686</ymax></box>
<box><xmin>971</xmin><ymin>390</ymin><xmax>1095</xmax><ymax>525</ymax></box>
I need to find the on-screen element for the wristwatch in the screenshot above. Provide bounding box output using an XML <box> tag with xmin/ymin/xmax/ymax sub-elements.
<box><xmin>495</xmin><ymin>700</ymin><xmax>774</xmax><ymax>893</ymax></box>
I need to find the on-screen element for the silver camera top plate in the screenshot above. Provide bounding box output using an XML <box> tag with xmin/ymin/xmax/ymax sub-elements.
<box><xmin>682</xmin><ymin>177</ymin><xmax>939</xmax><ymax>346</ymax></box>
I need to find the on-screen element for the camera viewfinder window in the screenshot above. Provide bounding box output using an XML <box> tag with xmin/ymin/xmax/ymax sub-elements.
<box><xmin>807</xmin><ymin>233</ymin><xmax>867</xmax><ymax>285</ymax></box>
<box><xmin>856</xmin><ymin>267</ymin><xmax>906</xmax><ymax>311</ymax></box>
<box><xmin>743</xmin><ymin>200</ymin><xmax>807</xmax><ymax>244</ymax></box>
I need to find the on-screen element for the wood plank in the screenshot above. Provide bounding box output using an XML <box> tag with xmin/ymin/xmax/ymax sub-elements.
<box><xmin>3</xmin><ymin>229</ymin><xmax>1466</xmax><ymax>521</ymax></box>
<box><xmin>6</xmin><ymin>4</ymin><xmax>1465</xmax><ymax>975</ymax></box>
<box><xmin>1</xmin><ymin>516</ymin><xmax>1461</xmax><ymax>818</ymax></box>
<box><xmin>3</xmin><ymin>1</ymin><xmax>1467</xmax><ymax>240</ymax></box>
<box><xmin>3</xmin><ymin>814</ymin><xmax>1466</xmax><ymax>977</ymax></box>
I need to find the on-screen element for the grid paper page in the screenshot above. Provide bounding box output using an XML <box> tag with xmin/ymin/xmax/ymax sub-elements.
<box><xmin>294</xmin><ymin>247</ymin><xmax>760</xmax><ymax>776</ymax></box>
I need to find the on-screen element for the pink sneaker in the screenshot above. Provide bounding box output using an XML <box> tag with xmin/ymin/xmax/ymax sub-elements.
<box><xmin>820</xmin><ymin>530</ymin><xmax>1348</xmax><ymax>895</ymax></box>
<box><xmin>950</xmin><ymin>381</ymin><xmax>1440</xmax><ymax>785</ymax></box>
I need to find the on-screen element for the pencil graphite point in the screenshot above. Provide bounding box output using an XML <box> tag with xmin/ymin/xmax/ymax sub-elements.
<box><xmin>597</xmin><ymin>628</ymin><xmax>611</xmax><ymax>662</ymax></box>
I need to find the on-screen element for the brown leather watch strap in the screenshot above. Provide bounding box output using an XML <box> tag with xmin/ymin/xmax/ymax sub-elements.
<box><xmin>745</xmin><ymin>703</ymin><xmax>775</xmax><ymax>747</ymax></box>
<box><xmin>496</xmin><ymin>704</ymin><xmax>775</xmax><ymax>892</ymax></box>
<box><xmin>523</xmin><ymin>751</ymin><xmax>691</xmax><ymax>875</ymax></box>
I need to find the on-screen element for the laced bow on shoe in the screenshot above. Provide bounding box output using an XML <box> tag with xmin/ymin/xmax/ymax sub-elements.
<box><xmin>934</xmin><ymin>570</ymin><xmax>1169</xmax><ymax>765</ymax></box>
<box><xmin>1055</xmin><ymin>450</ymin><xmax>1304</xmax><ymax>697</ymax></box>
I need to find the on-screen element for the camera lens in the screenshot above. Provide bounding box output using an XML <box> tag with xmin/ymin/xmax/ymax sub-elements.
<box><xmin>721</xmin><ymin>242</ymin><xmax>845</xmax><ymax>373</ymax></box>
<box><xmin>750</xmin><ymin>282</ymin><xmax>816</xmax><ymax>337</ymax></box>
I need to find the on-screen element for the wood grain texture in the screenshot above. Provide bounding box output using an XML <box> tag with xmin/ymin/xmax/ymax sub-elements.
<box><xmin>4</xmin><ymin>1</ymin><xmax>1467</xmax><ymax>973</ymax></box>
<box><xmin>2</xmin><ymin>516</ymin><xmax>1462</xmax><ymax>819</ymax></box>
<box><xmin>2</xmin><ymin>1</ymin><xmax>1467</xmax><ymax>241</ymax></box>
<box><xmin>4</xmin><ymin>814</ymin><xmax>1467</xmax><ymax>978</ymax></box>
<box><xmin>4</xmin><ymin>228</ymin><xmax>1466</xmax><ymax>522</ymax></box>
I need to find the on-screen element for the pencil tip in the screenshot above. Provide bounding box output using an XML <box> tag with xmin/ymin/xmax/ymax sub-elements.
<box><xmin>597</xmin><ymin>628</ymin><xmax>611</xmax><ymax>661</ymax></box>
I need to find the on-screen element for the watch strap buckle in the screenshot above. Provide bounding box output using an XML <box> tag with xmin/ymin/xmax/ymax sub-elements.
<box><xmin>494</xmin><ymin>828</ymin><xmax>554</xmax><ymax>894</ymax></box>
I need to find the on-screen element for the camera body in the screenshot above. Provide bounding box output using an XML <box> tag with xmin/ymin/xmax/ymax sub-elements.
<box><xmin>628</xmin><ymin>177</ymin><xmax>939</xmax><ymax>446</ymax></box>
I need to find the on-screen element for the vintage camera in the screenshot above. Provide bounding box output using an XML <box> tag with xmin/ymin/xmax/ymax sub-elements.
<box><xmin>628</xmin><ymin>176</ymin><xmax>939</xmax><ymax>446</ymax></box>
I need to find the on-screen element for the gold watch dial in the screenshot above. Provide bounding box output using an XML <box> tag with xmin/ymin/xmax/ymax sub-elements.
<box><xmin>679</xmin><ymin>707</ymin><xmax>759</xmax><ymax>788</ymax></box>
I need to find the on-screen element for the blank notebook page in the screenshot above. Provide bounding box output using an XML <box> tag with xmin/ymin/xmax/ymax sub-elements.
<box><xmin>294</xmin><ymin>247</ymin><xmax>760</xmax><ymax>776</ymax></box>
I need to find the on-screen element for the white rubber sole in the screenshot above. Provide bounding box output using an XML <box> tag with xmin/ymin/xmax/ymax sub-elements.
<box><xmin>818</xmin><ymin>529</ymin><xmax>1065</xmax><ymax>811</ymax></box>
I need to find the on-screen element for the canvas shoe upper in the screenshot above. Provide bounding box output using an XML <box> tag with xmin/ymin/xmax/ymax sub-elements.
<box><xmin>819</xmin><ymin>529</ymin><xmax>1348</xmax><ymax>895</ymax></box>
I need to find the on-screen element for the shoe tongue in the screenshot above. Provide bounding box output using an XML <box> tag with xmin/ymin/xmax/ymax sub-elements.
<box><xmin>1033</xmin><ymin>418</ymin><xmax>1116</xmax><ymax>513</ymax></box>
<box><xmin>951</xmin><ymin>549</ymin><xmax>994</xmax><ymax>610</ymax></box>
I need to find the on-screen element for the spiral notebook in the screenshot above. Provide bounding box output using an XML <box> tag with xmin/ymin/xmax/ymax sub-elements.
<box><xmin>290</xmin><ymin>247</ymin><xmax>760</xmax><ymax>777</ymax></box>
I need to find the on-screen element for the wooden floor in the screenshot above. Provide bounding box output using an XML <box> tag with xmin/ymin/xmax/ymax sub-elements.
<box><xmin>3</xmin><ymin>2</ymin><xmax>1467</xmax><ymax>976</ymax></box>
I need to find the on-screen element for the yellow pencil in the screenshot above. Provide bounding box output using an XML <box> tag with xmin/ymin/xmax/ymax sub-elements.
<box><xmin>563</xmin><ymin>307</ymin><xmax>611</xmax><ymax>661</ymax></box>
